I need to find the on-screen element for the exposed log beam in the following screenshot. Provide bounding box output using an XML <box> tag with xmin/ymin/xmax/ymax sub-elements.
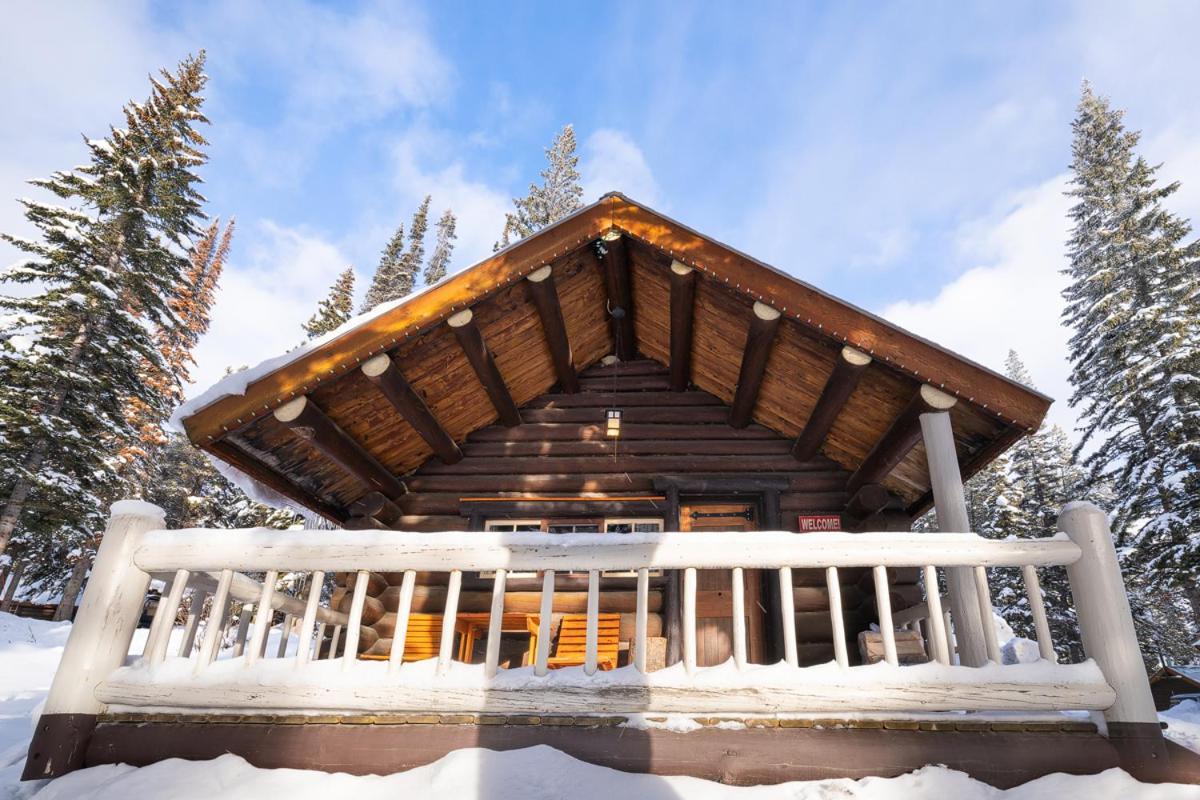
<box><xmin>668</xmin><ymin>260</ymin><xmax>697</xmax><ymax>392</ymax></box>
<box><xmin>207</xmin><ymin>439</ymin><xmax>347</xmax><ymax>523</ymax></box>
<box><xmin>348</xmin><ymin>491</ymin><xmax>404</xmax><ymax>527</ymax></box>
<box><xmin>273</xmin><ymin>396</ymin><xmax>407</xmax><ymax>500</ymax></box>
<box><xmin>525</xmin><ymin>265</ymin><xmax>579</xmax><ymax>393</ymax></box>
<box><xmin>729</xmin><ymin>302</ymin><xmax>782</xmax><ymax>428</ymax></box>
<box><xmin>845</xmin><ymin>385</ymin><xmax>958</xmax><ymax>493</ymax></box>
<box><xmin>447</xmin><ymin>308</ymin><xmax>521</xmax><ymax>427</ymax></box>
<box><xmin>598</xmin><ymin>230</ymin><xmax>636</xmax><ymax>361</ymax></box>
<box><xmin>361</xmin><ymin>354</ymin><xmax>462</xmax><ymax>464</ymax></box>
<box><xmin>844</xmin><ymin>483</ymin><xmax>892</xmax><ymax>521</ymax></box>
<box><xmin>792</xmin><ymin>346</ymin><xmax>872</xmax><ymax>460</ymax></box>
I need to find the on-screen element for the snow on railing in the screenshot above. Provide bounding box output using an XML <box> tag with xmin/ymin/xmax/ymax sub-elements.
<box><xmin>24</xmin><ymin>500</ymin><xmax>1161</xmax><ymax>780</ymax></box>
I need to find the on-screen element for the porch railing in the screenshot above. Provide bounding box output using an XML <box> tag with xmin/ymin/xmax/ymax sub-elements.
<box><xmin>25</xmin><ymin>499</ymin><xmax>1160</xmax><ymax>778</ymax></box>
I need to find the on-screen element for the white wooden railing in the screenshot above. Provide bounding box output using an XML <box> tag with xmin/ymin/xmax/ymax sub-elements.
<box><xmin>34</xmin><ymin>500</ymin><xmax>1160</xmax><ymax>729</ymax></box>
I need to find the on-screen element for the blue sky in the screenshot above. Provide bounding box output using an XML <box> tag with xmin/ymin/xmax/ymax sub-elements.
<box><xmin>3</xmin><ymin>1</ymin><xmax>1200</xmax><ymax>436</ymax></box>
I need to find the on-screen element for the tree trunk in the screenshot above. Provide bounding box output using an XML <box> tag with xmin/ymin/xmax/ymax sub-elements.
<box><xmin>0</xmin><ymin>561</ymin><xmax>25</xmax><ymax>612</ymax></box>
<box><xmin>53</xmin><ymin>555</ymin><xmax>92</xmax><ymax>621</ymax></box>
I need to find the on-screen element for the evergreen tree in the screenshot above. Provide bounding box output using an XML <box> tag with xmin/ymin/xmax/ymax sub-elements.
<box><xmin>0</xmin><ymin>53</ymin><xmax>210</xmax><ymax>560</ymax></box>
<box><xmin>400</xmin><ymin>195</ymin><xmax>431</xmax><ymax>283</ymax></box>
<box><xmin>424</xmin><ymin>208</ymin><xmax>457</xmax><ymax>285</ymax></box>
<box><xmin>124</xmin><ymin>217</ymin><xmax>233</xmax><ymax>484</ymax></box>
<box><xmin>303</xmin><ymin>267</ymin><xmax>355</xmax><ymax>340</ymax></box>
<box><xmin>360</xmin><ymin>197</ymin><xmax>435</xmax><ymax>313</ymax></box>
<box><xmin>1063</xmin><ymin>82</ymin><xmax>1200</xmax><ymax>633</ymax></box>
<box><xmin>495</xmin><ymin>125</ymin><xmax>583</xmax><ymax>250</ymax></box>
<box><xmin>143</xmin><ymin>433</ymin><xmax>300</xmax><ymax>530</ymax></box>
<box><xmin>361</xmin><ymin>223</ymin><xmax>404</xmax><ymax>313</ymax></box>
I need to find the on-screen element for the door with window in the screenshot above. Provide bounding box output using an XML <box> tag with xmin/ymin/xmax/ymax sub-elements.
<box><xmin>679</xmin><ymin>502</ymin><xmax>764</xmax><ymax>666</ymax></box>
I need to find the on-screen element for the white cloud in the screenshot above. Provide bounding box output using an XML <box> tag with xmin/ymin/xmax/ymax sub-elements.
<box><xmin>581</xmin><ymin>129</ymin><xmax>661</xmax><ymax>206</ymax></box>
<box><xmin>384</xmin><ymin>126</ymin><xmax>512</xmax><ymax>269</ymax></box>
<box><xmin>882</xmin><ymin>176</ymin><xmax>1078</xmax><ymax>434</ymax></box>
<box><xmin>189</xmin><ymin>221</ymin><xmax>353</xmax><ymax>392</ymax></box>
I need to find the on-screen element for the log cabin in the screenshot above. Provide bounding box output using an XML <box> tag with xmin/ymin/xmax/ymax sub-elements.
<box><xmin>22</xmin><ymin>193</ymin><xmax>1200</xmax><ymax>787</ymax></box>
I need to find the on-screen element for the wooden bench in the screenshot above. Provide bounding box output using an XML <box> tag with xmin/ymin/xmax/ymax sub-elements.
<box><xmin>359</xmin><ymin>613</ymin><xmax>442</xmax><ymax>662</ymax></box>
<box><xmin>527</xmin><ymin>613</ymin><xmax>621</xmax><ymax>670</ymax></box>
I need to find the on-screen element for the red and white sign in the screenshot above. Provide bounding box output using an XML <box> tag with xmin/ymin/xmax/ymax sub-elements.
<box><xmin>797</xmin><ymin>514</ymin><xmax>842</xmax><ymax>532</ymax></box>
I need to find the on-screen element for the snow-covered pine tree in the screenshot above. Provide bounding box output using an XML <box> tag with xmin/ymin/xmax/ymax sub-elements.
<box><xmin>1063</xmin><ymin>82</ymin><xmax>1200</xmax><ymax>635</ymax></box>
<box><xmin>0</xmin><ymin>53</ymin><xmax>211</xmax><ymax>565</ymax></box>
<box><xmin>424</xmin><ymin>208</ymin><xmax>457</xmax><ymax>286</ymax></box>
<box><xmin>303</xmin><ymin>267</ymin><xmax>355</xmax><ymax>340</ymax></box>
<box><xmin>400</xmin><ymin>195</ymin><xmax>431</xmax><ymax>283</ymax></box>
<box><xmin>361</xmin><ymin>223</ymin><xmax>403</xmax><ymax>314</ymax></box>
<box><xmin>143</xmin><ymin>433</ymin><xmax>301</xmax><ymax>530</ymax></box>
<box><xmin>495</xmin><ymin>124</ymin><xmax>583</xmax><ymax>250</ymax></box>
<box><xmin>123</xmin><ymin>217</ymin><xmax>234</xmax><ymax>486</ymax></box>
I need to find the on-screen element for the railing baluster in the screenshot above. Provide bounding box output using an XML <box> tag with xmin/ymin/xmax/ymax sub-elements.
<box><xmin>275</xmin><ymin>613</ymin><xmax>293</xmax><ymax>658</ymax></box>
<box><xmin>209</xmin><ymin>587</ymin><xmax>232</xmax><ymax>665</ymax></box>
<box><xmin>295</xmin><ymin>570</ymin><xmax>325</xmax><ymax>668</ymax></box>
<box><xmin>535</xmin><ymin>570</ymin><xmax>555</xmax><ymax>676</ymax></box>
<box><xmin>943</xmin><ymin>609</ymin><xmax>956</xmax><ymax>659</ymax></box>
<box><xmin>313</xmin><ymin>623</ymin><xmax>326</xmax><ymax>661</ymax></box>
<box><xmin>973</xmin><ymin>565</ymin><xmax>1001</xmax><ymax>663</ymax></box>
<box><xmin>178</xmin><ymin>584</ymin><xmax>206</xmax><ymax>657</ymax></box>
<box><xmin>342</xmin><ymin>570</ymin><xmax>370</xmax><ymax>671</ymax></box>
<box><xmin>779</xmin><ymin>567</ymin><xmax>797</xmax><ymax>667</ymax></box>
<box><xmin>195</xmin><ymin>570</ymin><xmax>233</xmax><ymax>674</ymax></box>
<box><xmin>388</xmin><ymin>570</ymin><xmax>416</xmax><ymax>673</ymax></box>
<box><xmin>245</xmin><ymin>570</ymin><xmax>277</xmax><ymax>666</ymax></box>
<box><xmin>437</xmin><ymin>569</ymin><xmax>462</xmax><ymax>675</ymax></box>
<box><xmin>143</xmin><ymin>572</ymin><xmax>179</xmax><ymax>659</ymax></box>
<box><xmin>683</xmin><ymin>567</ymin><xmax>697</xmax><ymax>675</ymax></box>
<box><xmin>232</xmin><ymin>602</ymin><xmax>252</xmax><ymax>657</ymax></box>
<box><xmin>1022</xmin><ymin>564</ymin><xmax>1056</xmax><ymax>662</ymax></box>
<box><xmin>484</xmin><ymin>568</ymin><xmax>507</xmax><ymax>678</ymax></box>
<box><xmin>923</xmin><ymin>566</ymin><xmax>950</xmax><ymax>665</ymax></box>
<box><xmin>731</xmin><ymin>567</ymin><xmax>747</xmax><ymax>670</ymax></box>
<box><xmin>826</xmin><ymin>566</ymin><xmax>848</xmax><ymax>668</ymax></box>
<box><xmin>585</xmin><ymin>570</ymin><xmax>600</xmax><ymax>675</ymax></box>
<box><xmin>149</xmin><ymin>569</ymin><xmax>190</xmax><ymax>665</ymax></box>
<box><xmin>328</xmin><ymin>625</ymin><xmax>342</xmax><ymax>660</ymax></box>
<box><xmin>872</xmin><ymin>565</ymin><xmax>898</xmax><ymax>666</ymax></box>
<box><xmin>634</xmin><ymin>567</ymin><xmax>649</xmax><ymax>672</ymax></box>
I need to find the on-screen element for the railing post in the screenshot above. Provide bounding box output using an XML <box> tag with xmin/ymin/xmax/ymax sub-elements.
<box><xmin>919</xmin><ymin>410</ymin><xmax>988</xmax><ymax>667</ymax></box>
<box><xmin>23</xmin><ymin>500</ymin><xmax>164</xmax><ymax>780</ymax></box>
<box><xmin>1058</xmin><ymin>502</ymin><xmax>1161</xmax><ymax>751</ymax></box>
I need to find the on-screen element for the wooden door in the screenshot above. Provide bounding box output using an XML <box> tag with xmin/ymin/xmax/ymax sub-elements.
<box><xmin>679</xmin><ymin>502</ymin><xmax>764</xmax><ymax>666</ymax></box>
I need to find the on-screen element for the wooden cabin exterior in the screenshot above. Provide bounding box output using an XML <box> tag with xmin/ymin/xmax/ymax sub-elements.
<box><xmin>22</xmin><ymin>194</ymin><xmax>1200</xmax><ymax>787</ymax></box>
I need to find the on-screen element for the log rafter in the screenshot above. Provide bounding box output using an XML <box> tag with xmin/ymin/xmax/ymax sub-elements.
<box><xmin>273</xmin><ymin>396</ymin><xmax>407</xmax><ymax>501</ymax></box>
<box><xmin>525</xmin><ymin>265</ymin><xmax>579</xmax><ymax>393</ymax></box>
<box><xmin>845</xmin><ymin>385</ymin><xmax>958</xmax><ymax>493</ymax></box>
<box><xmin>598</xmin><ymin>230</ymin><xmax>636</xmax><ymax>361</ymax></box>
<box><xmin>668</xmin><ymin>260</ymin><xmax>697</xmax><ymax>392</ymax></box>
<box><xmin>792</xmin><ymin>346</ymin><xmax>872</xmax><ymax>460</ymax></box>
<box><xmin>447</xmin><ymin>308</ymin><xmax>521</xmax><ymax>428</ymax></box>
<box><xmin>729</xmin><ymin>302</ymin><xmax>782</xmax><ymax>428</ymax></box>
<box><xmin>361</xmin><ymin>354</ymin><xmax>462</xmax><ymax>464</ymax></box>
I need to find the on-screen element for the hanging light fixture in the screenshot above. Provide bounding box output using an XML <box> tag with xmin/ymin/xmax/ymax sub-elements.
<box><xmin>606</xmin><ymin>408</ymin><xmax>622</xmax><ymax>438</ymax></box>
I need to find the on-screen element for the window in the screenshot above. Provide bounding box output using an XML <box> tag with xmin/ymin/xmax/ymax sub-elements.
<box><xmin>481</xmin><ymin>517</ymin><xmax>664</xmax><ymax>578</ymax></box>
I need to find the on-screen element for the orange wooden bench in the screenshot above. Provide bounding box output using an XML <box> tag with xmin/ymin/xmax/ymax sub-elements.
<box><xmin>526</xmin><ymin>613</ymin><xmax>621</xmax><ymax>670</ymax></box>
<box><xmin>358</xmin><ymin>612</ymin><xmax>442</xmax><ymax>662</ymax></box>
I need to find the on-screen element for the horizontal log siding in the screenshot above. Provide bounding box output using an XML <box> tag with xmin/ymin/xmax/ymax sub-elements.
<box><xmin>321</xmin><ymin>364</ymin><xmax>919</xmax><ymax>667</ymax></box>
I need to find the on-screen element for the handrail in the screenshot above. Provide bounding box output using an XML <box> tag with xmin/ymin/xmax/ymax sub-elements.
<box><xmin>24</xmin><ymin>499</ymin><xmax>1160</xmax><ymax>782</ymax></box>
<box><xmin>131</xmin><ymin>529</ymin><xmax>1082</xmax><ymax>573</ymax></box>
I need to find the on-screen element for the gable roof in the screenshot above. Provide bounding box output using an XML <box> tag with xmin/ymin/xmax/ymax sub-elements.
<box><xmin>177</xmin><ymin>193</ymin><xmax>1052</xmax><ymax>522</ymax></box>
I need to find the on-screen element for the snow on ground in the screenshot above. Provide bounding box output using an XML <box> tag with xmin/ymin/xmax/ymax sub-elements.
<box><xmin>1164</xmin><ymin>700</ymin><xmax>1200</xmax><ymax>756</ymax></box>
<box><xmin>23</xmin><ymin>747</ymin><xmax>1200</xmax><ymax>800</ymax></box>
<box><xmin>1</xmin><ymin>611</ymin><xmax>1198</xmax><ymax>799</ymax></box>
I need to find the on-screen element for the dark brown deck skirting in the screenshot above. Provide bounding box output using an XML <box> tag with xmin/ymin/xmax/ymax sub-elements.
<box><xmin>82</xmin><ymin>720</ymin><xmax>1200</xmax><ymax>789</ymax></box>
